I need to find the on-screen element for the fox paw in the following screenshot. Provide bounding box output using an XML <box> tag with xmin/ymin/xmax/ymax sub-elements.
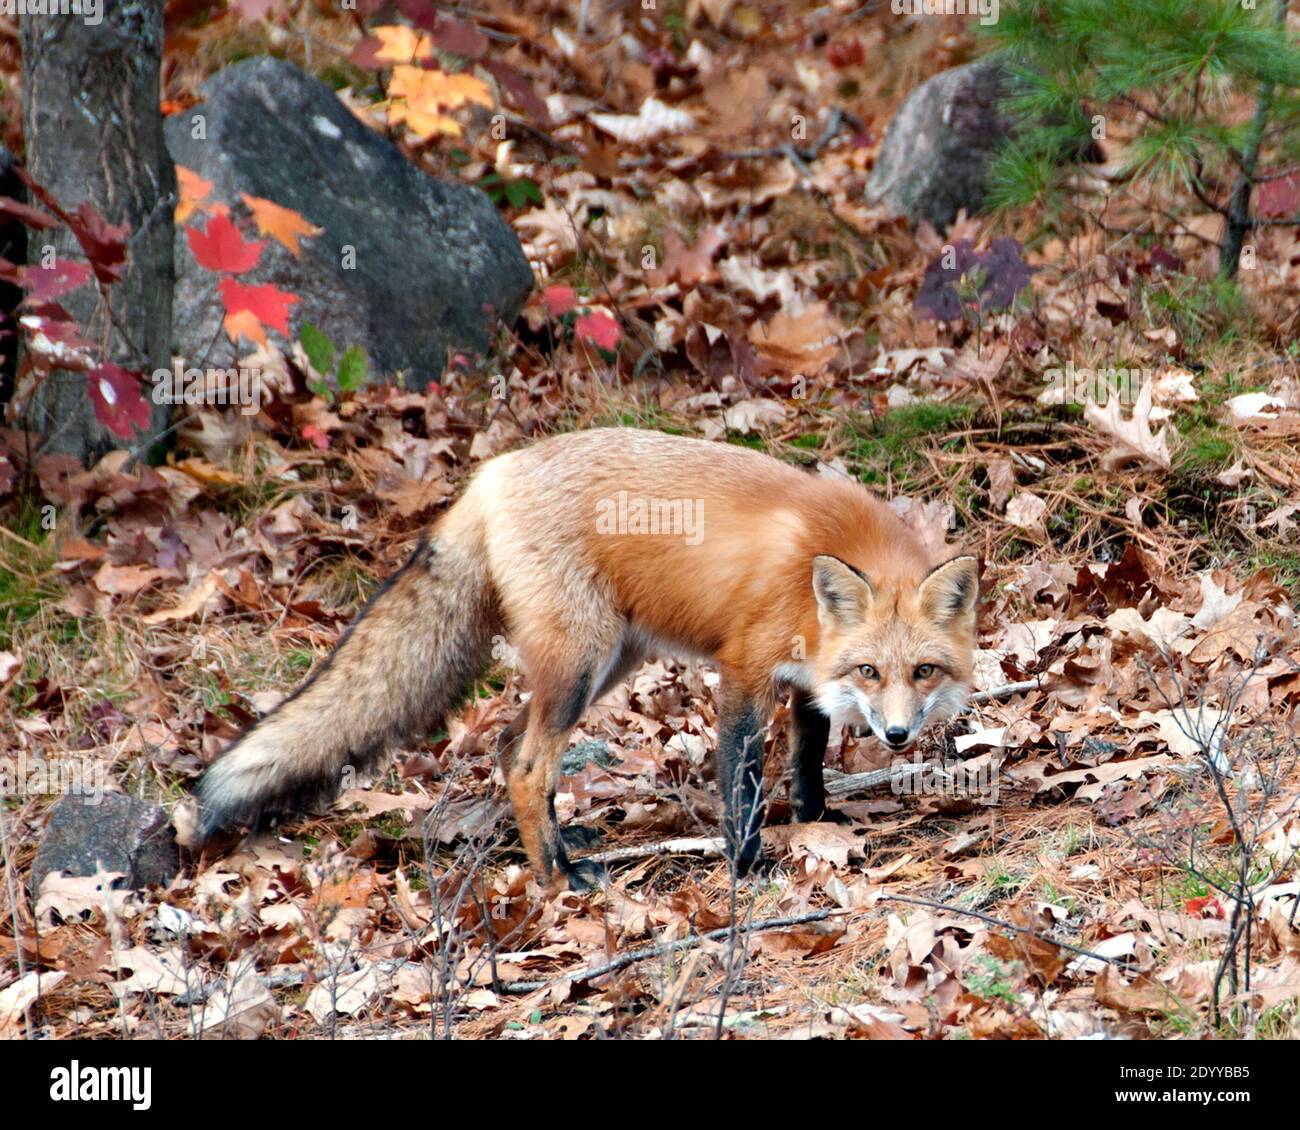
<box><xmin>563</xmin><ymin>857</ymin><xmax>609</xmax><ymax>894</ymax></box>
<box><xmin>809</xmin><ymin>805</ymin><xmax>854</xmax><ymax>825</ymax></box>
<box><xmin>559</xmin><ymin>824</ymin><xmax>604</xmax><ymax>851</ymax></box>
<box><xmin>728</xmin><ymin>844</ymin><xmax>769</xmax><ymax>881</ymax></box>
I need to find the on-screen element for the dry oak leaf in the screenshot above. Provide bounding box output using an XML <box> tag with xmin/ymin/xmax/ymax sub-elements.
<box><xmin>105</xmin><ymin>946</ymin><xmax>192</xmax><ymax>997</ymax></box>
<box><xmin>1005</xmin><ymin>490</ymin><xmax>1048</xmax><ymax>531</ymax></box>
<box><xmin>1133</xmin><ymin>708</ymin><xmax>1228</xmax><ymax>757</ymax></box>
<box><xmin>781</xmin><ymin>822</ymin><xmax>867</xmax><ymax>868</ymax></box>
<box><xmin>986</xmin><ymin>456</ymin><xmax>1016</xmax><ymax>510</ymax></box>
<box><xmin>722</xmin><ymin>398</ymin><xmax>788</xmax><ymax>434</ymax></box>
<box><xmin>589</xmin><ymin>96</ymin><xmax>695</xmax><ymax>144</ymax></box>
<box><xmin>201</xmin><ymin>974</ymin><xmax>280</xmax><ymax>1039</ymax></box>
<box><xmin>141</xmin><ymin>573</ymin><xmax>221</xmax><ymax>625</ymax></box>
<box><xmin>0</xmin><ymin>971</ymin><xmax>67</xmax><ymax>1036</ymax></box>
<box><xmin>748</xmin><ymin>300</ymin><xmax>843</xmax><ymax>375</ymax></box>
<box><xmin>93</xmin><ymin>562</ymin><xmax>171</xmax><ymax>596</ymax></box>
<box><xmin>1226</xmin><ymin>392</ymin><xmax>1288</xmax><ymax>424</ymax></box>
<box><xmin>1190</xmin><ymin>572</ymin><xmax>1244</xmax><ymax>630</ymax></box>
<box><xmin>306</xmin><ymin>964</ymin><xmax>382</xmax><ymax>1024</ymax></box>
<box><xmin>1084</xmin><ymin>382</ymin><xmax>1171</xmax><ymax>471</ymax></box>
<box><xmin>1094</xmin><ymin>964</ymin><xmax>1174</xmax><ymax>1013</ymax></box>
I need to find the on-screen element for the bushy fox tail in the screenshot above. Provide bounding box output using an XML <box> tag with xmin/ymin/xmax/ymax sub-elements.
<box><xmin>194</xmin><ymin>529</ymin><xmax>496</xmax><ymax>840</ymax></box>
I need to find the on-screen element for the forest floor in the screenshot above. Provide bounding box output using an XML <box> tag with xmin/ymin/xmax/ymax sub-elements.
<box><xmin>2</xmin><ymin>1</ymin><xmax>1299</xmax><ymax>1039</ymax></box>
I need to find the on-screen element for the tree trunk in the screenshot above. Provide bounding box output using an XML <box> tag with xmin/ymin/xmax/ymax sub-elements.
<box><xmin>1218</xmin><ymin>0</ymin><xmax>1287</xmax><ymax>281</ymax></box>
<box><xmin>21</xmin><ymin>1</ymin><xmax>175</xmax><ymax>465</ymax></box>
<box><xmin>0</xmin><ymin>146</ymin><xmax>26</xmax><ymax>410</ymax></box>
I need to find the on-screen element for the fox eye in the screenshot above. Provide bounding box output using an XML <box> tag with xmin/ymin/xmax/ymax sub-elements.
<box><xmin>858</xmin><ymin>664</ymin><xmax>879</xmax><ymax>680</ymax></box>
<box><xmin>913</xmin><ymin>664</ymin><xmax>936</xmax><ymax>680</ymax></box>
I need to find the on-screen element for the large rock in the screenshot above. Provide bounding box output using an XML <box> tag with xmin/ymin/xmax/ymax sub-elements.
<box><xmin>31</xmin><ymin>794</ymin><xmax>180</xmax><ymax>894</ymax></box>
<box><xmin>166</xmin><ymin>56</ymin><xmax>532</xmax><ymax>386</ymax></box>
<box><xmin>867</xmin><ymin>59</ymin><xmax>1015</xmax><ymax>229</ymax></box>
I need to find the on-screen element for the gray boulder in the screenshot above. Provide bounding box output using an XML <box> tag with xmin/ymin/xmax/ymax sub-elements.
<box><xmin>867</xmin><ymin>59</ymin><xmax>1014</xmax><ymax>229</ymax></box>
<box><xmin>31</xmin><ymin>794</ymin><xmax>179</xmax><ymax>894</ymax></box>
<box><xmin>165</xmin><ymin>56</ymin><xmax>532</xmax><ymax>386</ymax></box>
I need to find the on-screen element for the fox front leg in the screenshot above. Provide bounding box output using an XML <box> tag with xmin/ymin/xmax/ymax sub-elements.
<box><xmin>715</xmin><ymin>683</ymin><xmax>769</xmax><ymax>878</ymax></box>
<box><xmin>789</xmin><ymin>687</ymin><xmax>833</xmax><ymax>823</ymax></box>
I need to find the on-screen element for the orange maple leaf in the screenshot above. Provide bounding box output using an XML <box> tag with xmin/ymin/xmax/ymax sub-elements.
<box><xmin>223</xmin><ymin>308</ymin><xmax>267</xmax><ymax>347</ymax></box>
<box><xmin>241</xmin><ymin>194</ymin><xmax>322</xmax><ymax>256</ymax></box>
<box><xmin>388</xmin><ymin>65</ymin><xmax>493</xmax><ymax>141</ymax></box>
<box><xmin>373</xmin><ymin>24</ymin><xmax>432</xmax><ymax>64</ymax></box>
<box><xmin>176</xmin><ymin>165</ymin><xmax>214</xmax><ymax>225</ymax></box>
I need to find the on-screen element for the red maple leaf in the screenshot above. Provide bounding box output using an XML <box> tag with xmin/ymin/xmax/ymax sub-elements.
<box><xmin>543</xmin><ymin>285</ymin><xmax>577</xmax><ymax>316</ymax></box>
<box><xmin>1257</xmin><ymin>171</ymin><xmax>1300</xmax><ymax>220</ymax></box>
<box><xmin>87</xmin><ymin>362</ymin><xmax>151</xmax><ymax>438</ymax></box>
<box><xmin>826</xmin><ymin>38</ymin><xmax>865</xmax><ymax>68</ymax></box>
<box><xmin>484</xmin><ymin>60</ymin><xmax>550</xmax><ymax>124</ymax></box>
<box><xmin>219</xmin><ymin>276</ymin><xmax>298</xmax><ymax>335</ymax></box>
<box><xmin>395</xmin><ymin>0</ymin><xmax>438</xmax><ymax>29</ymax></box>
<box><xmin>430</xmin><ymin>15</ymin><xmax>488</xmax><ymax>59</ymax></box>
<box><xmin>1186</xmin><ymin>896</ymin><xmax>1225</xmax><ymax>919</ymax></box>
<box><xmin>575</xmin><ymin>310</ymin><xmax>621</xmax><ymax>352</ymax></box>
<box><xmin>301</xmin><ymin>424</ymin><xmax>331</xmax><ymax>450</ymax></box>
<box><xmin>187</xmin><ymin>213</ymin><xmax>266</xmax><ymax>274</ymax></box>
<box><xmin>21</xmin><ymin>260</ymin><xmax>93</xmax><ymax>303</ymax></box>
<box><xmin>348</xmin><ymin>35</ymin><xmax>386</xmax><ymax>70</ymax></box>
<box><xmin>66</xmin><ymin>202</ymin><xmax>129</xmax><ymax>284</ymax></box>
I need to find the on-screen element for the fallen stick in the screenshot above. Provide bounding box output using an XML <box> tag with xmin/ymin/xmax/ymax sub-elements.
<box><xmin>497</xmin><ymin>909</ymin><xmax>837</xmax><ymax>994</ymax></box>
<box><xmin>586</xmin><ymin>837</ymin><xmax>725</xmax><ymax>865</ymax></box>
<box><xmin>725</xmin><ymin>108</ymin><xmax>845</xmax><ymax>163</ymax></box>
<box><xmin>823</xmin><ymin>762</ymin><xmax>935</xmax><ymax>798</ymax></box>
<box><xmin>970</xmin><ymin>676</ymin><xmax>1045</xmax><ymax>704</ymax></box>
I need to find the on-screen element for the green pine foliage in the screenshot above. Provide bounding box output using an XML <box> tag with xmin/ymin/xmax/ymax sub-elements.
<box><xmin>982</xmin><ymin>0</ymin><xmax>1300</xmax><ymax>275</ymax></box>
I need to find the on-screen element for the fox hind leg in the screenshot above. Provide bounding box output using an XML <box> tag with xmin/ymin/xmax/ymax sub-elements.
<box><xmin>503</xmin><ymin>649</ymin><xmax>612</xmax><ymax>891</ymax></box>
<box><xmin>498</xmin><ymin>634</ymin><xmax>644</xmax><ymax>879</ymax></box>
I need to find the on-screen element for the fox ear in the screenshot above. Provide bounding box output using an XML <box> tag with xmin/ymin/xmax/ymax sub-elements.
<box><xmin>812</xmin><ymin>555</ymin><xmax>875</xmax><ymax>629</ymax></box>
<box><xmin>917</xmin><ymin>555</ymin><xmax>979</xmax><ymax>625</ymax></box>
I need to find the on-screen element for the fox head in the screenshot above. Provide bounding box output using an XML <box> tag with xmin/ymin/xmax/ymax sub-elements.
<box><xmin>809</xmin><ymin>554</ymin><xmax>978</xmax><ymax>751</ymax></box>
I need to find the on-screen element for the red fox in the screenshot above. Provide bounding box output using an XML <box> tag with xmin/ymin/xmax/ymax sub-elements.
<box><xmin>194</xmin><ymin>428</ymin><xmax>978</xmax><ymax>889</ymax></box>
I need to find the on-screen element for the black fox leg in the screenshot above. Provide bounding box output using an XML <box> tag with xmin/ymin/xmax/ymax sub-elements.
<box><xmin>715</xmin><ymin>683</ymin><xmax>767</xmax><ymax>877</ymax></box>
<box><xmin>789</xmin><ymin>688</ymin><xmax>832</xmax><ymax>822</ymax></box>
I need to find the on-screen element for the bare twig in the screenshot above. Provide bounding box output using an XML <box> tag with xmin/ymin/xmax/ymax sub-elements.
<box><xmin>497</xmin><ymin>909</ymin><xmax>838</xmax><ymax>994</ymax></box>
<box><xmin>724</xmin><ymin>109</ymin><xmax>846</xmax><ymax>164</ymax></box>
<box><xmin>876</xmin><ymin>893</ymin><xmax>1119</xmax><ymax>966</ymax></box>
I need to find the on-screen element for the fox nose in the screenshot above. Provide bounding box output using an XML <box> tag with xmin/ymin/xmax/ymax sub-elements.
<box><xmin>884</xmin><ymin>726</ymin><xmax>910</xmax><ymax>748</ymax></box>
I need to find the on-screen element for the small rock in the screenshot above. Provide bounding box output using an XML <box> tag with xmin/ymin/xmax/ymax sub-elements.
<box><xmin>867</xmin><ymin>59</ymin><xmax>1015</xmax><ymax>228</ymax></box>
<box><xmin>562</xmin><ymin>739</ymin><xmax>618</xmax><ymax>775</ymax></box>
<box><xmin>31</xmin><ymin>794</ymin><xmax>179</xmax><ymax>894</ymax></box>
<box><xmin>166</xmin><ymin>56</ymin><xmax>533</xmax><ymax>386</ymax></box>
